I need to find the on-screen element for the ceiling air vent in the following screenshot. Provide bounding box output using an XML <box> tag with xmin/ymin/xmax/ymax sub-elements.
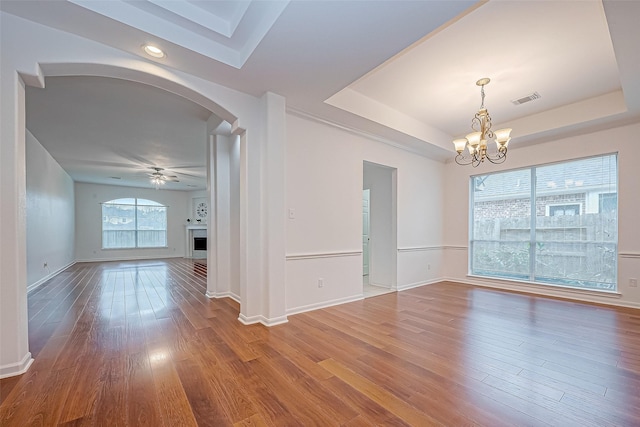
<box><xmin>511</xmin><ymin>92</ymin><xmax>541</xmax><ymax>105</ymax></box>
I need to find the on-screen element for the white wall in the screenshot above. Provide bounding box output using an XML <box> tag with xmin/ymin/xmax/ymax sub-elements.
<box><xmin>25</xmin><ymin>130</ymin><xmax>75</xmax><ymax>290</ymax></box>
<box><xmin>285</xmin><ymin>113</ymin><xmax>445</xmax><ymax>313</ymax></box>
<box><xmin>443</xmin><ymin>122</ymin><xmax>640</xmax><ymax>309</ymax></box>
<box><xmin>75</xmin><ymin>182</ymin><xmax>190</xmax><ymax>261</ymax></box>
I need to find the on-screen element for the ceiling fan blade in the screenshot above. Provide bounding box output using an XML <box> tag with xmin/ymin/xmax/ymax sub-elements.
<box><xmin>166</xmin><ymin>165</ymin><xmax>206</xmax><ymax>170</ymax></box>
<box><xmin>171</xmin><ymin>171</ymin><xmax>205</xmax><ymax>178</ymax></box>
<box><xmin>112</xmin><ymin>149</ymin><xmax>156</xmax><ymax>167</ymax></box>
<box><xmin>75</xmin><ymin>159</ymin><xmax>136</xmax><ymax>168</ymax></box>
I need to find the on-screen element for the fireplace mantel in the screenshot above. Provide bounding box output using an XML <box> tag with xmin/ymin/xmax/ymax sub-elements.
<box><xmin>186</xmin><ymin>224</ymin><xmax>207</xmax><ymax>230</ymax></box>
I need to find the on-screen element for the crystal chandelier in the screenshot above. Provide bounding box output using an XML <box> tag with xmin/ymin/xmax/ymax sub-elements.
<box><xmin>452</xmin><ymin>78</ymin><xmax>512</xmax><ymax>167</ymax></box>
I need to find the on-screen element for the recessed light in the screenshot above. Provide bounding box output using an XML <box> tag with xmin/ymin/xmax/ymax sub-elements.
<box><xmin>143</xmin><ymin>45</ymin><xmax>165</xmax><ymax>58</ymax></box>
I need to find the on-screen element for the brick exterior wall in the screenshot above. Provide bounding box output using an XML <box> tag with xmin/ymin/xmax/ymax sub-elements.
<box><xmin>474</xmin><ymin>193</ymin><xmax>586</xmax><ymax>219</ymax></box>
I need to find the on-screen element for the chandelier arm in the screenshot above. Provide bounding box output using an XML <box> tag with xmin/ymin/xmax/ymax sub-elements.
<box><xmin>485</xmin><ymin>150</ymin><xmax>507</xmax><ymax>164</ymax></box>
<box><xmin>454</xmin><ymin>154</ymin><xmax>475</xmax><ymax>166</ymax></box>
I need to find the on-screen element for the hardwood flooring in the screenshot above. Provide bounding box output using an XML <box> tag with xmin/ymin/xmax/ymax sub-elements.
<box><xmin>1</xmin><ymin>258</ymin><xmax>639</xmax><ymax>426</ymax></box>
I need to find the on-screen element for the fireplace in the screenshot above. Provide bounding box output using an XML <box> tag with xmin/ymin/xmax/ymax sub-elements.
<box><xmin>193</xmin><ymin>237</ymin><xmax>207</xmax><ymax>251</ymax></box>
<box><xmin>186</xmin><ymin>225</ymin><xmax>207</xmax><ymax>259</ymax></box>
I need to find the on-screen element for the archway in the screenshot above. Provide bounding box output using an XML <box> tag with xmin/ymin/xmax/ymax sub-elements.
<box><xmin>1</xmin><ymin>62</ymin><xmax>252</xmax><ymax>378</ymax></box>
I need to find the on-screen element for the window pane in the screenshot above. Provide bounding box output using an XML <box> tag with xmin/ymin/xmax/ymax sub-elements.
<box><xmin>101</xmin><ymin>199</ymin><xmax>168</xmax><ymax>249</ymax></box>
<box><xmin>102</xmin><ymin>203</ymin><xmax>136</xmax><ymax>248</ymax></box>
<box><xmin>137</xmin><ymin>205</ymin><xmax>167</xmax><ymax>247</ymax></box>
<box><xmin>469</xmin><ymin>154</ymin><xmax>618</xmax><ymax>292</ymax></box>
<box><xmin>471</xmin><ymin>170</ymin><xmax>531</xmax><ymax>280</ymax></box>
<box><xmin>534</xmin><ymin>156</ymin><xmax>617</xmax><ymax>290</ymax></box>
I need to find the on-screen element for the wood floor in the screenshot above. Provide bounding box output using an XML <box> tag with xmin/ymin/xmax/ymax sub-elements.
<box><xmin>1</xmin><ymin>259</ymin><xmax>639</xmax><ymax>426</ymax></box>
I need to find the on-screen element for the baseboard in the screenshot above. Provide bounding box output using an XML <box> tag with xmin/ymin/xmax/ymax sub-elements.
<box><xmin>441</xmin><ymin>276</ymin><xmax>640</xmax><ymax>310</ymax></box>
<box><xmin>206</xmin><ymin>290</ymin><xmax>241</xmax><ymax>303</ymax></box>
<box><xmin>238</xmin><ymin>313</ymin><xmax>289</xmax><ymax>327</ymax></box>
<box><xmin>396</xmin><ymin>278</ymin><xmax>441</xmax><ymax>291</ymax></box>
<box><xmin>0</xmin><ymin>352</ymin><xmax>33</xmax><ymax>379</ymax></box>
<box><xmin>27</xmin><ymin>260</ymin><xmax>76</xmax><ymax>293</ymax></box>
<box><xmin>75</xmin><ymin>254</ymin><xmax>184</xmax><ymax>263</ymax></box>
<box><xmin>286</xmin><ymin>294</ymin><xmax>364</xmax><ymax>316</ymax></box>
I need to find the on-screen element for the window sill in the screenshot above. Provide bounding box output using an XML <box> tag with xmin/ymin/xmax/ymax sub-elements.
<box><xmin>101</xmin><ymin>246</ymin><xmax>169</xmax><ymax>250</ymax></box>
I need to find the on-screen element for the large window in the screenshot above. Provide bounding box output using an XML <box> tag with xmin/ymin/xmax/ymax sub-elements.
<box><xmin>102</xmin><ymin>198</ymin><xmax>167</xmax><ymax>249</ymax></box>
<box><xmin>470</xmin><ymin>154</ymin><xmax>618</xmax><ymax>291</ymax></box>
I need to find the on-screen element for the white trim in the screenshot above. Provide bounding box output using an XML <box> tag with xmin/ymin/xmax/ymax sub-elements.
<box><xmin>438</xmin><ymin>275</ymin><xmax>640</xmax><ymax>310</ymax></box>
<box><xmin>286</xmin><ymin>107</ymin><xmax>436</xmax><ymax>159</ymax></box>
<box><xmin>206</xmin><ymin>290</ymin><xmax>241</xmax><ymax>303</ymax></box>
<box><xmin>397</xmin><ymin>246</ymin><xmax>443</xmax><ymax>252</ymax></box>
<box><xmin>238</xmin><ymin>313</ymin><xmax>289</xmax><ymax>327</ymax></box>
<box><xmin>467</xmin><ymin>274</ymin><xmax>621</xmax><ymax>297</ymax></box>
<box><xmin>0</xmin><ymin>352</ymin><xmax>33</xmax><ymax>379</ymax></box>
<box><xmin>286</xmin><ymin>294</ymin><xmax>364</xmax><ymax>316</ymax></box>
<box><xmin>545</xmin><ymin>202</ymin><xmax>582</xmax><ymax>217</ymax></box>
<box><xmin>286</xmin><ymin>250</ymin><xmax>362</xmax><ymax>261</ymax></box>
<box><xmin>396</xmin><ymin>278</ymin><xmax>442</xmax><ymax>291</ymax></box>
<box><xmin>27</xmin><ymin>261</ymin><xmax>76</xmax><ymax>293</ymax></box>
<box><xmin>620</xmin><ymin>252</ymin><xmax>640</xmax><ymax>259</ymax></box>
<box><xmin>75</xmin><ymin>254</ymin><xmax>183</xmax><ymax>263</ymax></box>
<box><xmin>442</xmin><ymin>245</ymin><xmax>467</xmax><ymax>251</ymax></box>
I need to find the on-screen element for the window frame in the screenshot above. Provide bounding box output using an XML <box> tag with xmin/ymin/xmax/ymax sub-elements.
<box><xmin>546</xmin><ymin>203</ymin><xmax>582</xmax><ymax>217</ymax></box>
<box><xmin>469</xmin><ymin>153</ymin><xmax>618</xmax><ymax>292</ymax></box>
<box><xmin>101</xmin><ymin>198</ymin><xmax>168</xmax><ymax>249</ymax></box>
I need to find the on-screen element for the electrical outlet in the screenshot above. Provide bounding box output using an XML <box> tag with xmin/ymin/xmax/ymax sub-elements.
<box><xmin>43</xmin><ymin>262</ymin><xmax>48</xmax><ymax>268</ymax></box>
<box><xmin>630</xmin><ymin>278</ymin><xmax>638</xmax><ymax>288</ymax></box>
<box><xmin>318</xmin><ymin>278</ymin><xmax>324</xmax><ymax>288</ymax></box>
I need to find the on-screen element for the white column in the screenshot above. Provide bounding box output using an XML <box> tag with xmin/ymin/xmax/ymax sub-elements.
<box><xmin>0</xmin><ymin>72</ymin><xmax>33</xmax><ymax>378</ymax></box>
<box><xmin>263</xmin><ymin>92</ymin><xmax>287</xmax><ymax>324</ymax></box>
<box><xmin>206</xmin><ymin>133</ymin><xmax>233</xmax><ymax>299</ymax></box>
<box><xmin>205</xmin><ymin>134</ymin><xmax>218</xmax><ymax>298</ymax></box>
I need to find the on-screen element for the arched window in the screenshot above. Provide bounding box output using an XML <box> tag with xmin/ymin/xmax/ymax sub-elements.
<box><xmin>102</xmin><ymin>198</ymin><xmax>167</xmax><ymax>249</ymax></box>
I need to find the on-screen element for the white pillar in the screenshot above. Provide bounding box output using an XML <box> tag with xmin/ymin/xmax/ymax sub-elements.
<box><xmin>0</xmin><ymin>73</ymin><xmax>33</xmax><ymax>378</ymax></box>
<box><xmin>205</xmin><ymin>134</ymin><xmax>218</xmax><ymax>298</ymax></box>
<box><xmin>206</xmin><ymin>133</ymin><xmax>234</xmax><ymax>299</ymax></box>
<box><xmin>263</xmin><ymin>92</ymin><xmax>287</xmax><ymax>324</ymax></box>
<box><xmin>238</xmin><ymin>92</ymin><xmax>287</xmax><ymax>325</ymax></box>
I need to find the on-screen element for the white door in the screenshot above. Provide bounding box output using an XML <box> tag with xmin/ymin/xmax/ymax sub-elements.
<box><xmin>362</xmin><ymin>189</ymin><xmax>370</xmax><ymax>276</ymax></box>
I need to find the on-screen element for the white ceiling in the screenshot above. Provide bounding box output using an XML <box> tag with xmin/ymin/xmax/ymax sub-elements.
<box><xmin>3</xmin><ymin>0</ymin><xmax>640</xmax><ymax>190</ymax></box>
<box><xmin>26</xmin><ymin>76</ymin><xmax>212</xmax><ymax>190</ymax></box>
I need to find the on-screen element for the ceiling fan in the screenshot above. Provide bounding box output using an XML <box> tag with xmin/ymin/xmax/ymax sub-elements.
<box><xmin>147</xmin><ymin>167</ymin><xmax>179</xmax><ymax>188</ymax></box>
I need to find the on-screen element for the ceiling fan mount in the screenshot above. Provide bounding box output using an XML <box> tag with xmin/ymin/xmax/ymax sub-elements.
<box><xmin>147</xmin><ymin>166</ymin><xmax>179</xmax><ymax>183</ymax></box>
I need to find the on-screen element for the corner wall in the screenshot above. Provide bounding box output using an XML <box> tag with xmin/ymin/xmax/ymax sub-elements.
<box><xmin>25</xmin><ymin>130</ymin><xmax>75</xmax><ymax>290</ymax></box>
<box><xmin>443</xmin><ymin>122</ymin><xmax>640</xmax><ymax>309</ymax></box>
<box><xmin>285</xmin><ymin>113</ymin><xmax>445</xmax><ymax>314</ymax></box>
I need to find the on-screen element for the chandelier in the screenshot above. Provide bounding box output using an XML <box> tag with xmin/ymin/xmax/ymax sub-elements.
<box><xmin>452</xmin><ymin>78</ymin><xmax>512</xmax><ymax>167</ymax></box>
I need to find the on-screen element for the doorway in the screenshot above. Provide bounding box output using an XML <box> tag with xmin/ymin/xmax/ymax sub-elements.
<box><xmin>363</xmin><ymin>161</ymin><xmax>397</xmax><ymax>298</ymax></box>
